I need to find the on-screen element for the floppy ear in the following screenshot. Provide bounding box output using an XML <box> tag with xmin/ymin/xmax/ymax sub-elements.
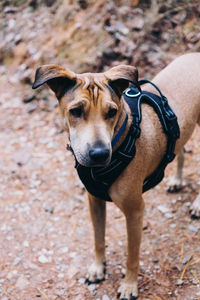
<box><xmin>32</xmin><ymin>65</ymin><xmax>76</xmax><ymax>99</ymax></box>
<box><xmin>104</xmin><ymin>65</ymin><xmax>138</xmax><ymax>97</ymax></box>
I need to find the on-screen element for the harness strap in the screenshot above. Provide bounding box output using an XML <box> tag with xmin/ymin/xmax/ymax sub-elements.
<box><xmin>111</xmin><ymin>112</ymin><xmax>128</xmax><ymax>147</ymax></box>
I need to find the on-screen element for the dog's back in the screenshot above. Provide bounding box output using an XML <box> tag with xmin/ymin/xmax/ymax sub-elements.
<box><xmin>145</xmin><ymin>53</ymin><xmax>200</xmax><ymax>154</ymax></box>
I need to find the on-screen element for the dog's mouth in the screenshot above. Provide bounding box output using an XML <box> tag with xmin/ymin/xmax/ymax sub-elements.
<box><xmin>68</xmin><ymin>142</ymin><xmax>112</xmax><ymax>168</ymax></box>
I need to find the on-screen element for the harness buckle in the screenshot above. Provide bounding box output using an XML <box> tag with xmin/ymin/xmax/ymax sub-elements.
<box><xmin>125</xmin><ymin>87</ymin><xmax>141</xmax><ymax>98</ymax></box>
<box><xmin>130</xmin><ymin>124</ymin><xmax>141</xmax><ymax>138</ymax></box>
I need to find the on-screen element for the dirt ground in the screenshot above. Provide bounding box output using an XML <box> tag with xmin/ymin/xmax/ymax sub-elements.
<box><xmin>0</xmin><ymin>72</ymin><xmax>199</xmax><ymax>300</ymax></box>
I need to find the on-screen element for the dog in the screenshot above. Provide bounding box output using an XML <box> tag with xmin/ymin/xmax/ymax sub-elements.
<box><xmin>32</xmin><ymin>53</ymin><xmax>200</xmax><ymax>299</ymax></box>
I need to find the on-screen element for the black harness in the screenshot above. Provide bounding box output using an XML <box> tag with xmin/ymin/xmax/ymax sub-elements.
<box><xmin>75</xmin><ymin>80</ymin><xmax>180</xmax><ymax>201</ymax></box>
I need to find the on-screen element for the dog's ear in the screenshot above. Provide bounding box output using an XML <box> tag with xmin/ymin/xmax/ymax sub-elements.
<box><xmin>104</xmin><ymin>65</ymin><xmax>138</xmax><ymax>97</ymax></box>
<box><xmin>32</xmin><ymin>65</ymin><xmax>76</xmax><ymax>99</ymax></box>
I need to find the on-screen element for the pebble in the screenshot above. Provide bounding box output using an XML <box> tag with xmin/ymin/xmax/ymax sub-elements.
<box><xmin>38</xmin><ymin>255</ymin><xmax>49</xmax><ymax>263</ymax></box>
<box><xmin>78</xmin><ymin>277</ymin><xmax>86</xmax><ymax>284</ymax></box>
<box><xmin>158</xmin><ymin>205</ymin><xmax>168</xmax><ymax>214</ymax></box>
<box><xmin>73</xmin><ymin>194</ymin><xmax>85</xmax><ymax>202</ymax></box>
<box><xmin>23</xmin><ymin>95</ymin><xmax>36</xmax><ymax>103</ymax></box>
<box><xmin>188</xmin><ymin>225</ymin><xmax>198</xmax><ymax>233</ymax></box>
<box><xmin>15</xmin><ymin>275</ymin><xmax>29</xmax><ymax>290</ymax></box>
<box><xmin>171</xmin><ymin>199</ymin><xmax>177</xmax><ymax>204</ymax></box>
<box><xmin>12</xmin><ymin>149</ymin><xmax>31</xmax><ymax>166</ymax></box>
<box><xmin>102</xmin><ymin>295</ymin><xmax>110</xmax><ymax>300</ymax></box>
<box><xmin>176</xmin><ymin>279</ymin><xmax>183</xmax><ymax>286</ymax></box>
<box><xmin>182</xmin><ymin>254</ymin><xmax>192</xmax><ymax>265</ymax></box>
<box><xmin>164</xmin><ymin>213</ymin><xmax>173</xmax><ymax>219</ymax></box>
<box><xmin>43</xmin><ymin>203</ymin><xmax>54</xmax><ymax>214</ymax></box>
<box><xmin>59</xmin><ymin>246</ymin><xmax>69</xmax><ymax>254</ymax></box>
<box><xmin>88</xmin><ymin>283</ymin><xmax>96</xmax><ymax>292</ymax></box>
<box><xmin>13</xmin><ymin>257</ymin><xmax>21</xmax><ymax>266</ymax></box>
<box><xmin>23</xmin><ymin>240</ymin><xmax>29</xmax><ymax>247</ymax></box>
<box><xmin>170</xmin><ymin>223</ymin><xmax>176</xmax><ymax>228</ymax></box>
<box><xmin>56</xmin><ymin>289</ymin><xmax>65</xmax><ymax>296</ymax></box>
<box><xmin>69</xmin><ymin>251</ymin><xmax>77</xmax><ymax>258</ymax></box>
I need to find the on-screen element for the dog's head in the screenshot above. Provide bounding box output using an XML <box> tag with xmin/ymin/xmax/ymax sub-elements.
<box><xmin>32</xmin><ymin>64</ymin><xmax>138</xmax><ymax>167</ymax></box>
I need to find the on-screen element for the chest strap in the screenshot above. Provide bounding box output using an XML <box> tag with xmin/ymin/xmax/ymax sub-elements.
<box><xmin>75</xmin><ymin>80</ymin><xmax>180</xmax><ymax>201</ymax></box>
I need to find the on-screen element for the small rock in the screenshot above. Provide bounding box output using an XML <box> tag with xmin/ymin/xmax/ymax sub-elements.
<box><xmin>158</xmin><ymin>205</ymin><xmax>168</xmax><ymax>214</ymax></box>
<box><xmin>73</xmin><ymin>194</ymin><xmax>85</xmax><ymax>202</ymax></box>
<box><xmin>182</xmin><ymin>254</ymin><xmax>192</xmax><ymax>265</ymax></box>
<box><xmin>59</xmin><ymin>247</ymin><xmax>69</xmax><ymax>254</ymax></box>
<box><xmin>188</xmin><ymin>225</ymin><xmax>198</xmax><ymax>233</ymax></box>
<box><xmin>43</xmin><ymin>203</ymin><xmax>54</xmax><ymax>214</ymax></box>
<box><xmin>4</xmin><ymin>6</ymin><xmax>18</xmax><ymax>13</ymax></box>
<box><xmin>176</xmin><ymin>279</ymin><xmax>183</xmax><ymax>286</ymax></box>
<box><xmin>23</xmin><ymin>95</ymin><xmax>36</xmax><ymax>103</ymax></box>
<box><xmin>13</xmin><ymin>257</ymin><xmax>21</xmax><ymax>266</ymax></box>
<box><xmin>164</xmin><ymin>213</ymin><xmax>173</xmax><ymax>219</ymax></box>
<box><xmin>88</xmin><ymin>283</ymin><xmax>96</xmax><ymax>292</ymax></box>
<box><xmin>15</xmin><ymin>276</ymin><xmax>29</xmax><ymax>290</ymax></box>
<box><xmin>23</xmin><ymin>240</ymin><xmax>29</xmax><ymax>247</ymax></box>
<box><xmin>38</xmin><ymin>255</ymin><xmax>49</xmax><ymax>264</ymax></box>
<box><xmin>78</xmin><ymin>277</ymin><xmax>86</xmax><ymax>284</ymax></box>
<box><xmin>56</xmin><ymin>289</ymin><xmax>65</xmax><ymax>296</ymax></box>
<box><xmin>13</xmin><ymin>149</ymin><xmax>31</xmax><ymax>166</ymax></box>
<box><xmin>26</xmin><ymin>102</ymin><xmax>38</xmax><ymax>113</ymax></box>
<box><xmin>102</xmin><ymin>295</ymin><xmax>110</xmax><ymax>300</ymax></box>
<box><xmin>69</xmin><ymin>252</ymin><xmax>76</xmax><ymax>258</ymax></box>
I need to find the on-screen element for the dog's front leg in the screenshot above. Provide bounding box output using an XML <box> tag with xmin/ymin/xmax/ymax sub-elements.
<box><xmin>87</xmin><ymin>194</ymin><xmax>106</xmax><ymax>283</ymax></box>
<box><xmin>117</xmin><ymin>198</ymin><xmax>144</xmax><ymax>300</ymax></box>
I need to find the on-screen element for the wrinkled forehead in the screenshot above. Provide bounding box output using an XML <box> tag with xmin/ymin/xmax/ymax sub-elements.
<box><xmin>73</xmin><ymin>73</ymin><xmax>114</xmax><ymax>103</ymax></box>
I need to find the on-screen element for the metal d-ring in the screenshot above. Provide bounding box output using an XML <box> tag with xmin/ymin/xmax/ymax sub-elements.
<box><xmin>125</xmin><ymin>87</ymin><xmax>141</xmax><ymax>98</ymax></box>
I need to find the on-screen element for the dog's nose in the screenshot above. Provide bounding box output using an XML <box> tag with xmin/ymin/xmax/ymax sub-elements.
<box><xmin>89</xmin><ymin>147</ymin><xmax>110</xmax><ymax>163</ymax></box>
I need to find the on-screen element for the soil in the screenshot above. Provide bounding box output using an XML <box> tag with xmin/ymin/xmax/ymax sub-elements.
<box><xmin>0</xmin><ymin>1</ymin><xmax>199</xmax><ymax>299</ymax></box>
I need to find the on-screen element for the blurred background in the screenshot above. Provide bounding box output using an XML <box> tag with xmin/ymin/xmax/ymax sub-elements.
<box><xmin>0</xmin><ymin>1</ymin><xmax>200</xmax><ymax>299</ymax></box>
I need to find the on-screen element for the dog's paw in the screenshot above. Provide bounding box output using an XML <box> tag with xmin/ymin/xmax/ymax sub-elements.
<box><xmin>86</xmin><ymin>262</ymin><xmax>105</xmax><ymax>283</ymax></box>
<box><xmin>190</xmin><ymin>194</ymin><xmax>200</xmax><ymax>218</ymax></box>
<box><xmin>167</xmin><ymin>176</ymin><xmax>184</xmax><ymax>193</ymax></box>
<box><xmin>117</xmin><ymin>280</ymin><xmax>138</xmax><ymax>300</ymax></box>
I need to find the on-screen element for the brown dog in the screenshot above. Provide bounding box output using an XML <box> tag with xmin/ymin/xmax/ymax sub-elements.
<box><xmin>33</xmin><ymin>53</ymin><xmax>200</xmax><ymax>299</ymax></box>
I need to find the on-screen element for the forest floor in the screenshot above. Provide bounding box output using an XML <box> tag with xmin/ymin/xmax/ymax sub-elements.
<box><xmin>0</xmin><ymin>1</ymin><xmax>200</xmax><ymax>299</ymax></box>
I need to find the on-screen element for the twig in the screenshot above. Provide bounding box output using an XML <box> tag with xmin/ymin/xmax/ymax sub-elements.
<box><xmin>36</xmin><ymin>288</ymin><xmax>50</xmax><ymax>300</ymax></box>
<box><xmin>153</xmin><ymin>294</ymin><xmax>163</xmax><ymax>300</ymax></box>
<box><xmin>190</xmin><ymin>258</ymin><xmax>200</xmax><ymax>265</ymax></box>
<box><xmin>180</xmin><ymin>259</ymin><xmax>191</xmax><ymax>280</ymax></box>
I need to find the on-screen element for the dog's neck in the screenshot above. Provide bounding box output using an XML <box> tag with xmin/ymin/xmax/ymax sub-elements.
<box><xmin>112</xmin><ymin>100</ymin><xmax>132</xmax><ymax>152</ymax></box>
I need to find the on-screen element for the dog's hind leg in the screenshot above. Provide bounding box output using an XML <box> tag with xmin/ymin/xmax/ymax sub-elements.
<box><xmin>117</xmin><ymin>196</ymin><xmax>144</xmax><ymax>300</ymax></box>
<box><xmin>190</xmin><ymin>193</ymin><xmax>200</xmax><ymax>218</ymax></box>
<box><xmin>87</xmin><ymin>194</ymin><xmax>106</xmax><ymax>283</ymax></box>
<box><xmin>167</xmin><ymin>148</ymin><xmax>185</xmax><ymax>193</ymax></box>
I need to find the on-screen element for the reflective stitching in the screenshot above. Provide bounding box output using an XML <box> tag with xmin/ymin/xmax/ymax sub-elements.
<box><xmin>94</xmin><ymin>159</ymin><xmax>118</xmax><ymax>175</ymax></box>
<box><xmin>95</xmin><ymin>161</ymin><xmax>122</xmax><ymax>176</ymax></box>
<box><xmin>118</xmin><ymin>151</ymin><xmax>132</xmax><ymax>158</ymax></box>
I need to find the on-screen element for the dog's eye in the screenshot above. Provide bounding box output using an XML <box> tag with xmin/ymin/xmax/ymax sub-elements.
<box><xmin>69</xmin><ymin>107</ymin><xmax>83</xmax><ymax>118</ymax></box>
<box><xmin>107</xmin><ymin>108</ymin><xmax>117</xmax><ymax>119</ymax></box>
